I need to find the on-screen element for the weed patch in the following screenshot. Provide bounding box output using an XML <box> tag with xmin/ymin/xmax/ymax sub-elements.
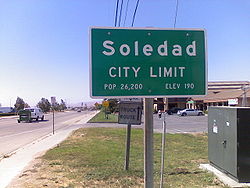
<box><xmin>12</xmin><ymin>128</ymin><xmax>227</xmax><ymax>187</ymax></box>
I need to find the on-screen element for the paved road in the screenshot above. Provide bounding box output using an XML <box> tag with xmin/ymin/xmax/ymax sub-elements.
<box><xmin>88</xmin><ymin>114</ymin><xmax>208</xmax><ymax>134</ymax></box>
<box><xmin>0</xmin><ymin>111</ymin><xmax>207</xmax><ymax>158</ymax></box>
<box><xmin>0</xmin><ymin>111</ymin><xmax>96</xmax><ymax>158</ymax></box>
<box><xmin>153</xmin><ymin>113</ymin><xmax>208</xmax><ymax>133</ymax></box>
<box><xmin>0</xmin><ymin>111</ymin><xmax>207</xmax><ymax>187</ymax></box>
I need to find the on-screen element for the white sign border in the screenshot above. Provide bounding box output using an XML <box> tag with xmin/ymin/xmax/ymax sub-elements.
<box><xmin>89</xmin><ymin>27</ymin><xmax>208</xmax><ymax>99</ymax></box>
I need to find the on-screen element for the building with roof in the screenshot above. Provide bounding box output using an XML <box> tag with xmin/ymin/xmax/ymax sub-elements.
<box><xmin>154</xmin><ymin>81</ymin><xmax>250</xmax><ymax>111</ymax></box>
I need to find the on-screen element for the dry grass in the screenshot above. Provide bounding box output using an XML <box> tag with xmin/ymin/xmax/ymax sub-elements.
<box><xmin>9</xmin><ymin>128</ymin><xmax>228</xmax><ymax>188</ymax></box>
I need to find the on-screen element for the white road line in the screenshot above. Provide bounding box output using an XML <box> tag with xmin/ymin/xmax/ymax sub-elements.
<box><xmin>0</xmin><ymin>129</ymin><xmax>44</xmax><ymax>139</ymax></box>
<box><xmin>0</xmin><ymin>111</ymin><xmax>99</xmax><ymax>140</ymax></box>
<box><xmin>171</xmin><ymin>129</ymin><xmax>183</xmax><ymax>133</ymax></box>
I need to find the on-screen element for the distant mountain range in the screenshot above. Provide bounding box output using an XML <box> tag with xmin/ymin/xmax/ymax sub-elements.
<box><xmin>69</xmin><ymin>100</ymin><xmax>102</xmax><ymax>107</ymax></box>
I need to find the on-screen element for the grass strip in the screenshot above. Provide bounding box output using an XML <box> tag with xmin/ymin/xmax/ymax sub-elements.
<box><xmin>88</xmin><ymin>111</ymin><xmax>118</xmax><ymax>123</ymax></box>
<box><xmin>0</xmin><ymin>113</ymin><xmax>16</xmax><ymax>117</ymax></box>
<box><xmin>17</xmin><ymin>128</ymin><xmax>227</xmax><ymax>187</ymax></box>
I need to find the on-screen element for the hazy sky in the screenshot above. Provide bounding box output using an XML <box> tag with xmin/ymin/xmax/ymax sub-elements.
<box><xmin>0</xmin><ymin>0</ymin><xmax>250</xmax><ymax>107</ymax></box>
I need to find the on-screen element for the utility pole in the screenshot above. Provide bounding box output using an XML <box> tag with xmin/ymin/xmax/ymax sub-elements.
<box><xmin>241</xmin><ymin>85</ymin><xmax>250</xmax><ymax>107</ymax></box>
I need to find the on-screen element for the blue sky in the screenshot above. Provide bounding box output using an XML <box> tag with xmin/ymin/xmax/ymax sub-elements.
<box><xmin>0</xmin><ymin>0</ymin><xmax>250</xmax><ymax>107</ymax></box>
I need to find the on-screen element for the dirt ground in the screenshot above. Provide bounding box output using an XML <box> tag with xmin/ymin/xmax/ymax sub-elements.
<box><xmin>7</xmin><ymin>154</ymin><xmax>68</xmax><ymax>188</ymax></box>
<box><xmin>7</xmin><ymin>154</ymin><xmax>137</xmax><ymax>188</ymax></box>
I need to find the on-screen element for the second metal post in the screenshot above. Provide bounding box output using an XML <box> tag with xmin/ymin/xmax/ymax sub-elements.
<box><xmin>144</xmin><ymin>98</ymin><xmax>154</xmax><ymax>188</ymax></box>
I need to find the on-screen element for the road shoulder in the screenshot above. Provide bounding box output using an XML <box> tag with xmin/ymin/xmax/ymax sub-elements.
<box><xmin>0</xmin><ymin>111</ymin><xmax>98</xmax><ymax>188</ymax></box>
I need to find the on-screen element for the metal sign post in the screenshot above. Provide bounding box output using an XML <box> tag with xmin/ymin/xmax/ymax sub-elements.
<box><xmin>52</xmin><ymin>107</ymin><xmax>55</xmax><ymax>135</ymax></box>
<box><xmin>51</xmin><ymin>97</ymin><xmax>56</xmax><ymax>135</ymax></box>
<box><xmin>124</xmin><ymin>123</ymin><xmax>132</xmax><ymax>170</ymax></box>
<box><xmin>160</xmin><ymin>112</ymin><xmax>167</xmax><ymax>188</ymax></box>
<box><xmin>144</xmin><ymin>98</ymin><xmax>154</xmax><ymax>188</ymax></box>
<box><xmin>118</xmin><ymin>102</ymin><xmax>142</xmax><ymax>171</ymax></box>
<box><xmin>105</xmin><ymin>107</ymin><xmax>108</xmax><ymax>119</ymax></box>
<box><xmin>102</xmin><ymin>101</ymin><xmax>109</xmax><ymax>119</ymax></box>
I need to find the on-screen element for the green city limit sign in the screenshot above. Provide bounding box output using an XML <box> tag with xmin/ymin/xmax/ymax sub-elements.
<box><xmin>90</xmin><ymin>27</ymin><xmax>207</xmax><ymax>98</ymax></box>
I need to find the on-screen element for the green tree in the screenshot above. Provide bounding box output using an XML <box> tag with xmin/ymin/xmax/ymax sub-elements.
<box><xmin>59</xmin><ymin>99</ymin><xmax>67</xmax><ymax>111</ymax></box>
<box><xmin>24</xmin><ymin>103</ymin><xmax>30</xmax><ymax>108</ymax></box>
<box><xmin>51</xmin><ymin>100</ymin><xmax>66</xmax><ymax>111</ymax></box>
<box><xmin>37</xmin><ymin>98</ymin><xmax>51</xmax><ymax>113</ymax></box>
<box><xmin>94</xmin><ymin>102</ymin><xmax>102</xmax><ymax>110</ymax></box>
<box><xmin>14</xmin><ymin>97</ymin><xmax>29</xmax><ymax>111</ymax></box>
<box><xmin>52</xmin><ymin>102</ymin><xmax>60</xmax><ymax>111</ymax></box>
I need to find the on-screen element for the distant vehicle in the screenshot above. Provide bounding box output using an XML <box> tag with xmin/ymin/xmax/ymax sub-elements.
<box><xmin>18</xmin><ymin>109</ymin><xmax>32</xmax><ymax>123</ymax></box>
<box><xmin>77</xmin><ymin>109</ymin><xmax>81</xmax><ymax>112</ymax></box>
<box><xmin>167</xmin><ymin>107</ymin><xmax>184</xmax><ymax>115</ymax></box>
<box><xmin>24</xmin><ymin>107</ymin><xmax>44</xmax><ymax>121</ymax></box>
<box><xmin>177</xmin><ymin>109</ymin><xmax>204</xmax><ymax>116</ymax></box>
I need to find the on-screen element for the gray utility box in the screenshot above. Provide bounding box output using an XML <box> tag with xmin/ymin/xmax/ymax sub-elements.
<box><xmin>208</xmin><ymin>106</ymin><xmax>250</xmax><ymax>182</ymax></box>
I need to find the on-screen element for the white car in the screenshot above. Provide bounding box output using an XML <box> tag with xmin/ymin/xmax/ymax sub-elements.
<box><xmin>24</xmin><ymin>107</ymin><xmax>44</xmax><ymax>121</ymax></box>
<box><xmin>177</xmin><ymin>109</ymin><xmax>204</xmax><ymax>116</ymax></box>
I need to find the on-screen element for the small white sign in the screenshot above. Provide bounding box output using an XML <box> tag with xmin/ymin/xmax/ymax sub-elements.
<box><xmin>213</xmin><ymin>126</ymin><xmax>218</xmax><ymax>133</ymax></box>
<box><xmin>118</xmin><ymin>102</ymin><xmax>142</xmax><ymax>125</ymax></box>
<box><xmin>51</xmin><ymin>96</ymin><xmax>56</xmax><ymax>106</ymax></box>
<box><xmin>228</xmin><ymin>98</ymin><xmax>238</xmax><ymax>105</ymax></box>
<box><xmin>212</xmin><ymin>120</ymin><xmax>218</xmax><ymax>133</ymax></box>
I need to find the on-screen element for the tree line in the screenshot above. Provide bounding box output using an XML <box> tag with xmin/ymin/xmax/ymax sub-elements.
<box><xmin>14</xmin><ymin>97</ymin><xmax>67</xmax><ymax>113</ymax></box>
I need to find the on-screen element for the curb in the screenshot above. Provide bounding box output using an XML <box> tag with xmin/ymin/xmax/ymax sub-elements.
<box><xmin>87</xmin><ymin>121</ymin><xmax>118</xmax><ymax>124</ymax></box>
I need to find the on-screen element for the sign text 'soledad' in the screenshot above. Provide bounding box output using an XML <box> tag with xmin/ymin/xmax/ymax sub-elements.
<box><xmin>102</xmin><ymin>40</ymin><xmax>196</xmax><ymax>57</ymax></box>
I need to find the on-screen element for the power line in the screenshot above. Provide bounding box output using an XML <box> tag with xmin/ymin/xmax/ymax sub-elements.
<box><xmin>173</xmin><ymin>0</ymin><xmax>179</xmax><ymax>28</ymax></box>
<box><xmin>123</xmin><ymin>0</ymin><xmax>130</xmax><ymax>26</ymax></box>
<box><xmin>131</xmin><ymin>0</ymin><xmax>140</xmax><ymax>27</ymax></box>
<box><xmin>114</xmin><ymin>0</ymin><xmax>120</xmax><ymax>27</ymax></box>
<box><xmin>118</xmin><ymin>0</ymin><xmax>124</xmax><ymax>27</ymax></box>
